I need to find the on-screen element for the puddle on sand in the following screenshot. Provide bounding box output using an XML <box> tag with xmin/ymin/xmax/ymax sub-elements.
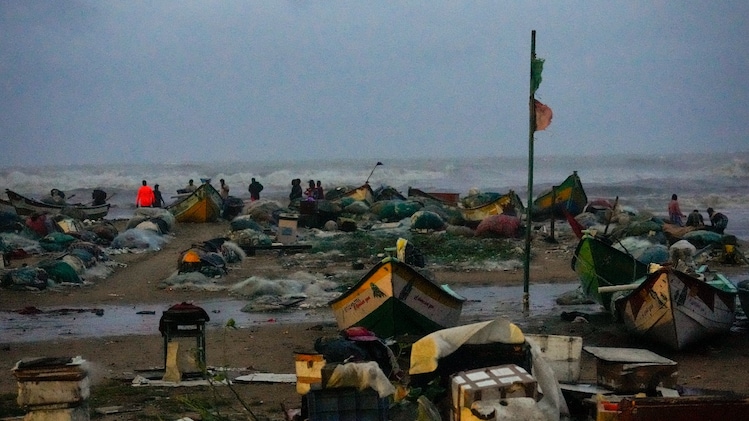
<box><xmin>1</xmin><ymin>283</ymin><xmax>597</xmax><ymax>344</ymax></box>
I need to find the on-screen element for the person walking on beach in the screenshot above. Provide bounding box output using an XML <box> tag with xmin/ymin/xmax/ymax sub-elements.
<box><xmin>668</xmin><ymin>194</ymin><xmax>686</xmax><ymax>226</ymax></box>
<box><xmin>707</xmin><ymin>207</ymin><xmax>728</xmax><ymax>234</ymax></box>
<box><xmin>248</xmin><ymin>178</ymin><xmax>263</xmax><ymax>201</ymax></box>
<box><xmin>135</xmin><ymin>180</ymin><xmax>155</xmax><ymax>207</ymax></box>
<box><xmin>153</xmin><ymin>184</ymin><xmax>165</xmax><ymax>208</ymax></box>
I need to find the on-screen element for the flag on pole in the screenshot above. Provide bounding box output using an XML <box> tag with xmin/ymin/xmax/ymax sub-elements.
<box><xmin>534</xmin><ymin>100</ymin><xmax>553</xmax><ymax>131</ymax></box>
<box><xmin>531</xmin><ymin>57</ymin><xmax>544</xmax><ymax>94</ymax></box>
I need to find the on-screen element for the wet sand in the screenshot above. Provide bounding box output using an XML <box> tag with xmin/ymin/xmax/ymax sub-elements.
<box><xmin>1</xmin><ymin>219</ymin><xmax>748</xmax><ymax>420</ymax></box>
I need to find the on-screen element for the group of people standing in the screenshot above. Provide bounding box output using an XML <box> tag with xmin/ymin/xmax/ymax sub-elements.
<box><xmin>135</xmin><ymin>180</ymin><xmax>165</xmax><ymax>208</ymax></box>
<box><xmin>289</xmin><ymin>179</ymin><xmax>324</xmax><ymax>204</ymax></box>
<box><xmin>668</xmin><ymin>193</ymin><xmax>728</xmax><ymax>234</ymax></box>
<box><xmin>135</xmin><ymin>177</ymin><xmax>267</xmax><ymax>209</ymax></box>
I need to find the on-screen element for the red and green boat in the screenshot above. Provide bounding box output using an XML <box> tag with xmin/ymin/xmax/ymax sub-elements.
<box><xmin>328</xmin><ymin>257</ymin><xmax>465</xmax><ymax>338</ymax></box>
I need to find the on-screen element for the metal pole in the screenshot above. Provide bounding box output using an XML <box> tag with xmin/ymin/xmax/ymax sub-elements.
<box><xmin>523</xmin><ymin>31</ymin><xmax>536</xmax><ymax>313</ymax></box>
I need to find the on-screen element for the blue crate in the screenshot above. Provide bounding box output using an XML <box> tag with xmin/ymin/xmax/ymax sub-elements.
<box><xmin>306</xmin><ymin>387</ymin><xmax>388</xmax><ymax>421</ymax></box>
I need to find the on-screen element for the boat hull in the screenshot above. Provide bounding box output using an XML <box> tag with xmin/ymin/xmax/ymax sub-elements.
<box><xmin>532</xmin><ymin>171</ymin><xmax>588</xmax><ymax>220</ymax></box>
<box><xmin>326</xmin><ymin>184</ymin><xmax>375</xmax><ymax>205</ymax></box>
<box><xmin>615</xmin><ymin>268</ymin><xmax>737</xmax><ymax>350</ymax></box>
<box><xmin>460</xmin><ymin>191</ymin><xmax>523</xmax><ymax>224</ymax></box>
<box><xmin>407</xmin><ymin>188</ymin><xmax>460</xmax><ymax>206</ymax></box>
<box><xmin>571</xmin><ymin>235</ymin><xmax>649</xmax><ymax>310</ymax></box>
<box><xmin>167</xmin><ymin>183</ymin><xmax>223</xmax><ymax>223</ymax></box>
<box><xmin>5</xmin><ymin>189</ymin><xmax>110</xmax><ymax>220</ymax></box>
<box><xmin>328</xmin><ymin>258</ymin><xmax>465</xmax><ymax>338</ymax></box>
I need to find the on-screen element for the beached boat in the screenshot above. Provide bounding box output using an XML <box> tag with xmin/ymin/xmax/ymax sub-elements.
<box><xmin>167</xmin><ymin>182</ymin><xmax>223</xmax><ymax>223</ymax></box>
<box><xmin>531</xmin><ymin>171</ymin><xmax>588</xmax><ymax>220</ymax></box>
<box><xmin>5</xmin><ymin>189</ymin><xmax>110</xmax><ymax>220</ymax></box>
<box><xmin>459</xmin><ymin>191</ymin><xmax>524</xmax><ymax>225</ymax></box>
<box><xmin>326</xmin><ymin>183</ymin><xmax>375</xmax><ymax>205</ymax></box>
<box><xmin>571</xmin><ymin>233</ymin><xmax>649</xmax><ymax>311</ymax></box>
<box><xmin>328</xmin><ymin>257</ymin><xmax>466</xmax><ymax>338</ymax></box>
<box><xmin>614</xmin><ymin>266</ymin><xmax>737</xmax><ymax>350</ymax></box>
<box><xmin>0</xmin><ymin>198</ymin><xmax>15</xmax><ymax>214</ymax></box>
<box><xmin>407</xmin><ymin>187</ymin><xmax>460</xmax><ymax>206</ymax></box>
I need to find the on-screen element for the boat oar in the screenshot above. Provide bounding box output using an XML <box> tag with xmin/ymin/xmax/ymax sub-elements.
<box><xmin>598</xmin><ymin>284</ymin><xmax>640</xmax><ymax>294</ymax></box>
<box><xmin>365</xmin><ymin>161</ymin><xmax>383</xmax><ymax>184</ymax></box>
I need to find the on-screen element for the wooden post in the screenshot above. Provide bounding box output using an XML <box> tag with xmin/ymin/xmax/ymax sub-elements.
<box><xmin>547</xmin><ymin>186</ymin><xmax>557</xmax><ymax>243</ymax></box>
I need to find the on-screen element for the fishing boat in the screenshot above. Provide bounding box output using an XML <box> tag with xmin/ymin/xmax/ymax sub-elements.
<box><xmin>571</xmin><ymin>233</ymin><xmax>649</xmax><ymax>311</ymax></box>
<box><xmin>328</xmin><ymin>257</ymin><xmax>466</xmax><ymax>338</ymax></box>
<box><xmin>531</xmin><ymin>171</ymin><xmax>588</xmax><ymax>220</ymax></box>
<box><xmin>459</xmin><ymin>190</ymin><xmax>524</xmax><ymax>225</ymax></box>
<box><xmin>5</xmin><ymin>189</ymin><xmax>110</xmax><ymax>220</ymax></box>
<box><xmin>0</xmin><ymin>197</ymin><xmax>15</xmax><ymax>214</ymax></box>
<box><xmin>326</xmin><ymin>183</ymin><xmax>375</xmax><ymax>205</ymax></box>
<box><xmin>167</xmin><ymin>182</ymin><xmax>223</xmax><ymax>223</ymax></box>
<box><xmin>407</xmin><ymin>187</ymin><xmax>460</xmax><ymax>206</ymax></box>
<box><xmin>614</xmin><ymin>266</ymin><xmax>737</xmax><ymax>351</ymax></box>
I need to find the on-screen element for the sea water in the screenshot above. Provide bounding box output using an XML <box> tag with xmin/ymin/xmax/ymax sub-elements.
<box><xmin>2</xmin><ymin>151</ymin><xmax>748</xmax><ymax>240</ymax></box>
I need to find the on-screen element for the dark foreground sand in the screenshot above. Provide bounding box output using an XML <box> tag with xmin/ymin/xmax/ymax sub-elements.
<box><xmin>1</xmin><ymin>220</ymin><xmax>748</xmax><ymax>420</ymax></box>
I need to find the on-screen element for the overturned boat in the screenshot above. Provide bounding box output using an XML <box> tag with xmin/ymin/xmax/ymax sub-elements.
<box><xmin>5</xmin><ymin>189</ymin><xmax>110</xmax><ymax>220</ymax></box>
<box><xmin>328</xmin><ymin>257</ymin><xmax>465</xmax><ymax>338</ymax></box>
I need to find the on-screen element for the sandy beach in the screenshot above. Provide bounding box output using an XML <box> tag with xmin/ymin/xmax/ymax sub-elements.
<box><xmin>1</xmin><ymin>218</ymin><xmax>748</xmax><ymax>420</ymax></box>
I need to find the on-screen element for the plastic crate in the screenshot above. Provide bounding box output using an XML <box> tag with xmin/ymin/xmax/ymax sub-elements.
<box><xmin>305</xmin><ymin>387</ymin><xmax>388</xmax><ymax>421</ymax></box>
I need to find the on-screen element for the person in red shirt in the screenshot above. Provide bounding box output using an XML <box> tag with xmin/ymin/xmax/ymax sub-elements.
<box><xmin>135</xmin><ymin>180</ymin><xmax>155</xmax><ymax>207</ymax></box>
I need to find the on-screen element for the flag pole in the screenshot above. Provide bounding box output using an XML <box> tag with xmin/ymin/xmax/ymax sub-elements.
<box><xmin>523</xmin><ymin>30</ymin><xmax>537</xmax><ymax>313</ymax></box>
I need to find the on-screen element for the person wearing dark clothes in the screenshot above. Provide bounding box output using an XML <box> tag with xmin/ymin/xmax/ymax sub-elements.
<box><xmin>248</xmin><ymin>178</ymin><xmax>263</xmax><ymax>201</ymax></box>
<box><xmin>707</xmin><ymin>208</ymin><xmax>728</xmax><ymax>234</ymax></box>
<box><xmin>289</xmin><ymin>178</ymin><xmax>303</xmax><ymax>204</ymax></box>
<box><xmin>685</xmin><ymin>209</ymin><xmax>704</xmax><ymax>227</ymax></box>
<box><xmin>315</xmin><ymin>180</ymin><xmax>324</xmax><ymax>200</ymax></box>
<box><xmin>153</xmin><ymin>184</ymin><xmax>165</xmax><ymax>208</ymax></box>
<box><xmin>91</xmin><ymin>189</ymin><xmax>107</xmax><ymax>206</ymax></box>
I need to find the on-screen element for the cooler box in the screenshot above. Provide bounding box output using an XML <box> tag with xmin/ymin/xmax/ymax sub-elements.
<box><xmin>13</xmin><ymin>357</ymin><xmax>90</xmax><ymax>407</ymax></box>
<box><xmin>584</xmin><ymin>346</ymin><xmax>678</xmax><ymax>393</ymax></box>
<box><xmin>305</xmin><ymin>387</ymin><xmax>388</xmax><ymax>421</ymax></box>
<box><xmin>525</xmin><ymin>334</ymin><xmax>583</xmax><ymax>383</ymax></box>
<box><xmin>277</xmin><ymin>214</ymin><xmax>298</xmax><ymax>245</ymax></box>
<box><xmin>449</xmin><ymin>364</ymin><xmax>538</xmax><ymax>421</ymax></box>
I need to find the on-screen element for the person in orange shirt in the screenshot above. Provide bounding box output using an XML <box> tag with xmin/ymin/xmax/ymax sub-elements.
<box><xmin>135</xmin><ymin>180</ymin><xmax>155</xmax><ymax>207</ymax></box>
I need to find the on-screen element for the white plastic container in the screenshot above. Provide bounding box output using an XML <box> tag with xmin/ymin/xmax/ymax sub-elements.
<box><xmin>525</xmin><ymin>334</ymin><xmax>583</xmax><ymax>383</ymax></box>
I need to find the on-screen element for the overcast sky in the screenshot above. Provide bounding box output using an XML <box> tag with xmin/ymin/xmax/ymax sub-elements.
<box><xmin>2</xmin><ymin>1</ymin><xmax>748</xmax><ymax>167</ymax></box>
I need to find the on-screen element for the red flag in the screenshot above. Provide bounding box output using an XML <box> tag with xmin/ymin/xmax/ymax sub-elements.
<box><xmin>534</xmin><ymin>100</ymin><xmax>553</xmax><ymax>131</ymax></box>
